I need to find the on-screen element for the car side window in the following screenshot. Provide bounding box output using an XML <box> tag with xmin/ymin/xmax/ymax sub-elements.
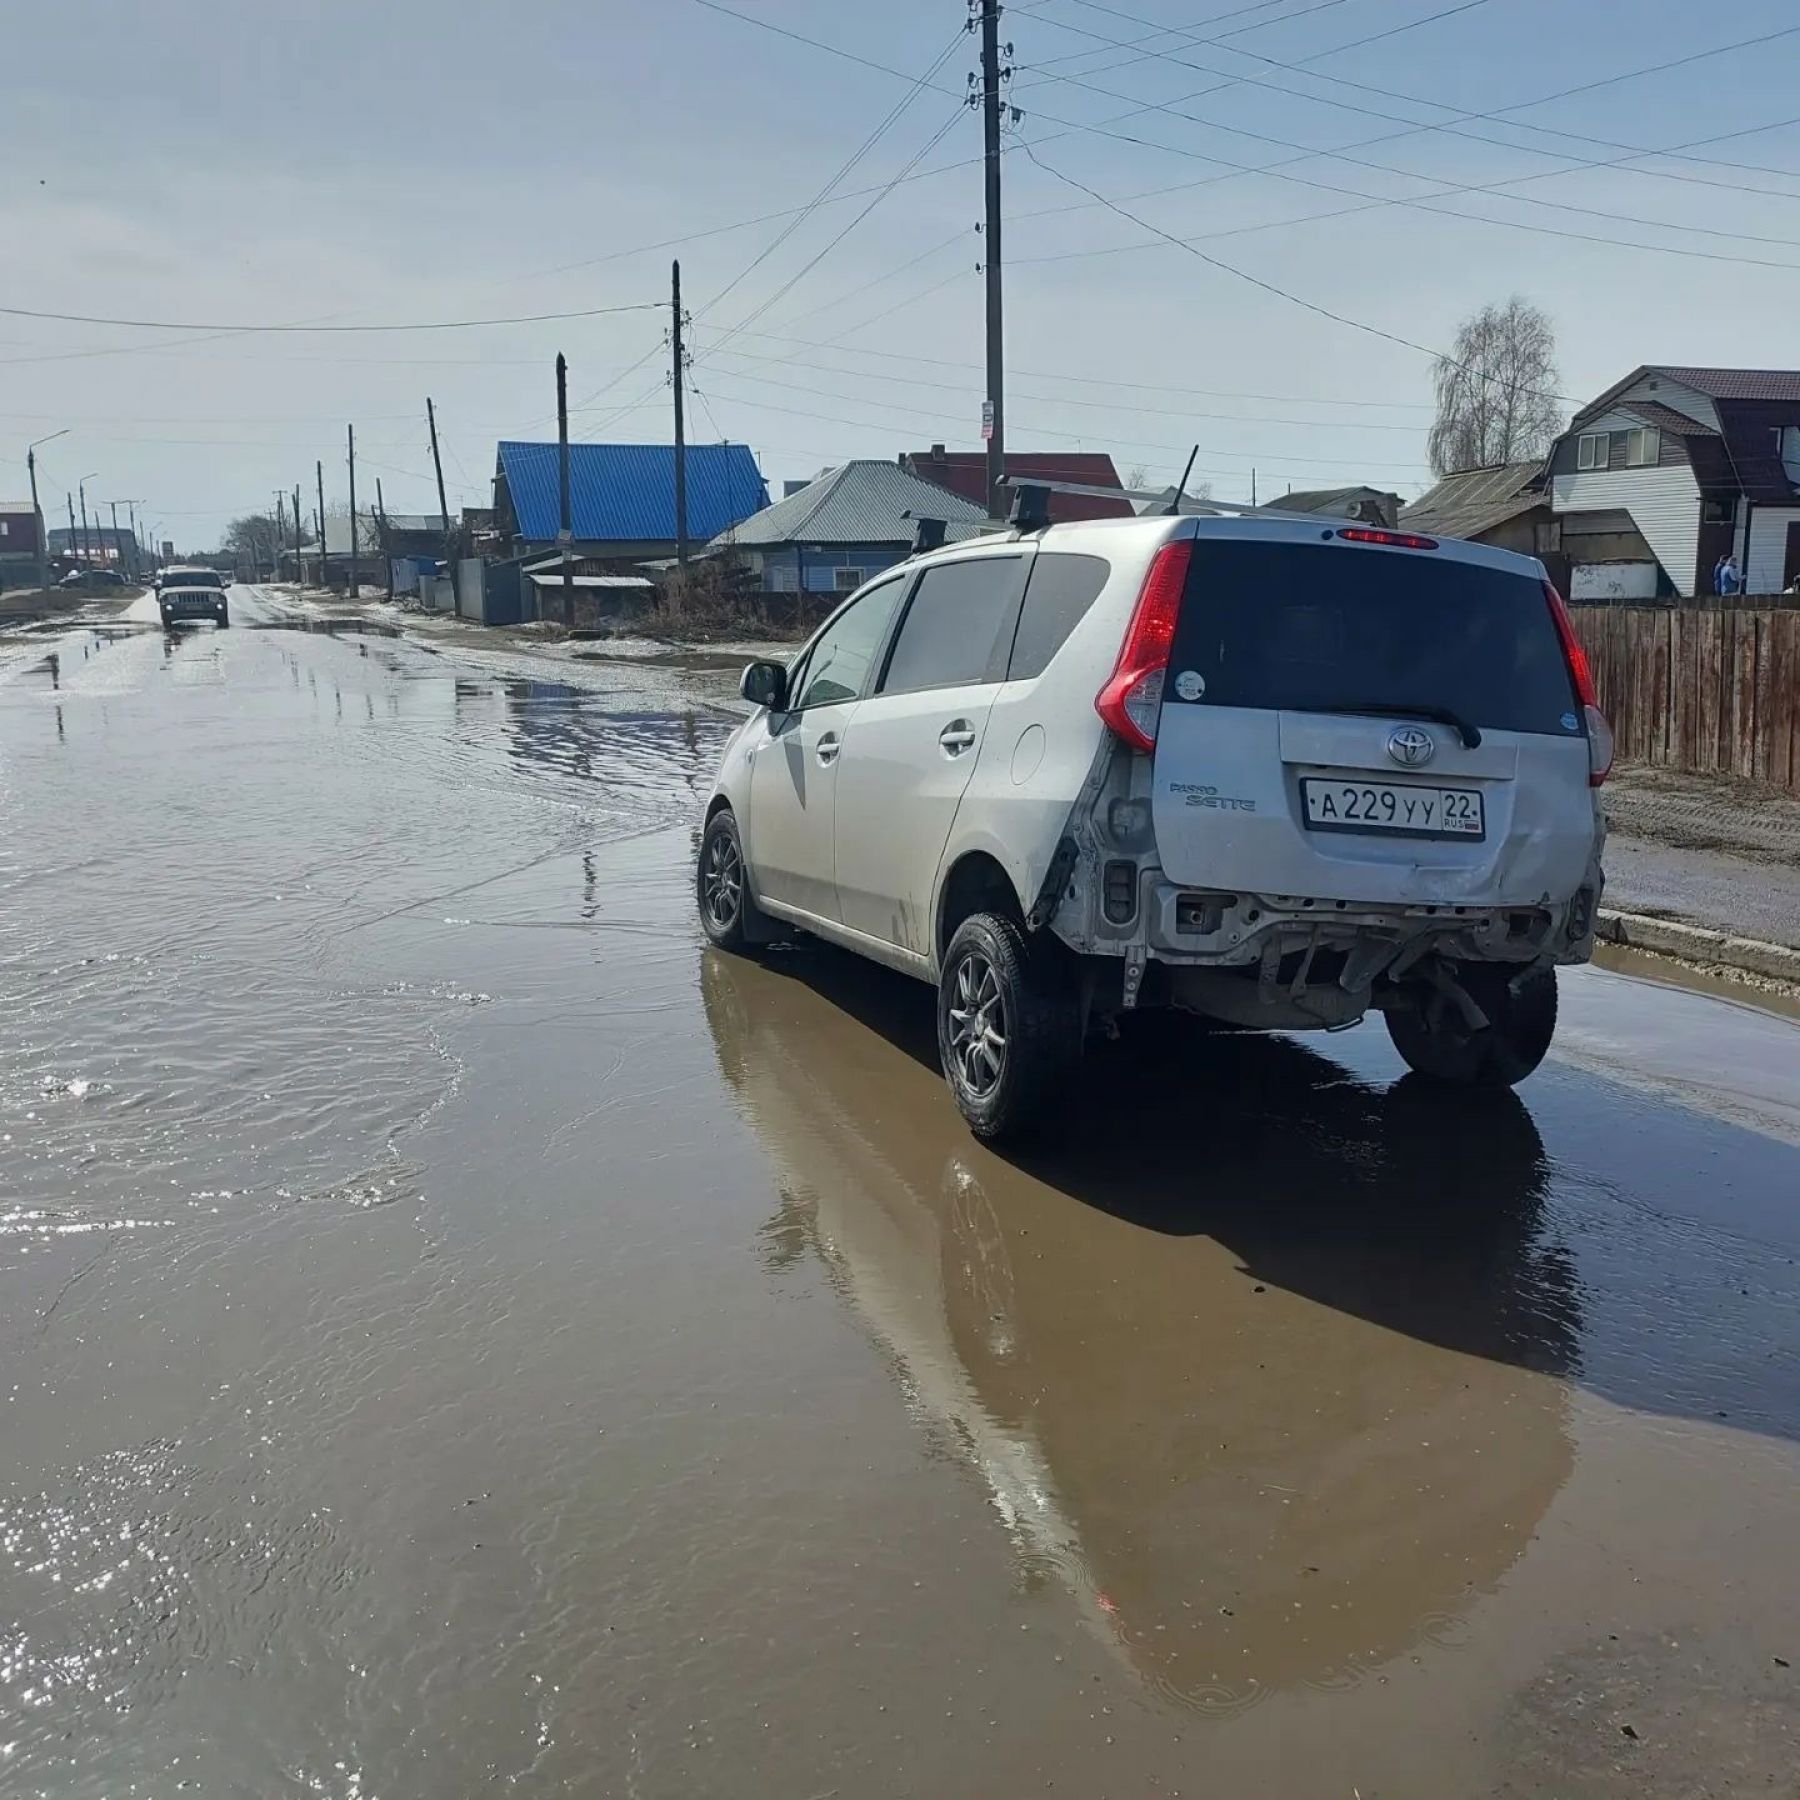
<box><xmin>877</xmin><ymin>556</ymin><xmax>1027</xmax><ymax>697</ymax></box>
<box><xmin>790</xmin><ymin>576</ymin><xmax>907</xmax><ymax>711</ymax></box>
<box><xmin>1006</xmin><ymin>553</ymin><xmax>1111</xmax><ymax>680</ymax></box>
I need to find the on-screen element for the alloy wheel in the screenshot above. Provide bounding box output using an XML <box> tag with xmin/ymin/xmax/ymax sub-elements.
<box><xmin>947</xmin><ymin>951</ymin><xmax>1008</xmax><ymax>1098</ymax></box>
<box><xmin>702</xmin><ymin>831</ymin><xmax>743</xmax><ymax>932</ymax></box>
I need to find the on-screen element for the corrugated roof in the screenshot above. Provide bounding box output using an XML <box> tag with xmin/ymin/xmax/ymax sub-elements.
<box><xmin>1650</xmin><ymin>366</ymin><xmax>1800</xmax><ymax>403</ymax></box>
<box><xmin>382</xmin><ymin>512</ymin><xmax>449</xmax><ymax>534</ymax></box>
<box><xmin>715</xmin><ymin>460</ymin><xmax>986</xmax><ymax>548</ymax></box>
<box><xmin>901</xmin><ymin>450</ymin><xmax>1134</xmax><ymax>522</ymax></box>
<box><xmin>498</xmin><ymin>441</ymin><xmax>768</xmax><ymax>543</ymax></box>
<box><xmin>1400</xmin><ymin>462</ymin><xmax>1545</xmax><ymax>540</ymax></box>
<box><xmin>1617</xmin><ymin>400</ymin><xmax>1717</xmax><ymax>437</ymax></box>
<box><xmin>1277</xmin><ymin>484</ymin><xmax>1400</xmax><ymax>514</ymax></box>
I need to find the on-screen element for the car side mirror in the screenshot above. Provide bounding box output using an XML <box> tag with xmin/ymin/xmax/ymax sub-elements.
<box><xmin>740</xmin><ymin>659</ymin><xmax>788</xmax><ymax>712</ymax></box>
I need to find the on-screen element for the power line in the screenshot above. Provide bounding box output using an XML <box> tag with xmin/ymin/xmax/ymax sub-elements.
<box><xmin>1018</xmin><ymin>6</ymin><xmax>1800</xmax><ymax>201</ymax></box>
<box><xmin>0</xmin><ymin>299</ymin><xmax>661</xmax><ymax>334</ymax></box>
<box><xmin>696</xmin><ymin>364</ymin><xmax>1434</xmax><ymax>470</ymax></box>
<box><xmin>1007</xmin><ymin>109</ymin><xmax>1800</xmax><ymax>278</ymax></box>
<box><xmin>1018</xmin><ymin>140</ymin><xmax>1575</xmax><ymax>402</ymax></box>
<box><xmin>696</xmin><ymin>342</ymin><xmax>1431</xmax><ymax>431</ymax></box>
<box><xmin>695</xmin><ymin>18</ymin><xmax>968</xmax><ymax>333</ymax></box>
<box><xmin>688</xmin><ymin>319</ymin><xmax>1435</xmax><ymax>410</ymax></box>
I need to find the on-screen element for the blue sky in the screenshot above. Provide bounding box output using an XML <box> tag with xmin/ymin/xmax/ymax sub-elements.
<box><xmin>5</xmin><ymin>0</ymin><xmax>1800</xmax><ymax>547</ymax></box>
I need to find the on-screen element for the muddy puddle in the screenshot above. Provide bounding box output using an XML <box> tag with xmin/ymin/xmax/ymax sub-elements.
<box><xmin>2</xmin><ymin>609</ymin><xmax>1798</xmax><ymax>1797</ymax></box>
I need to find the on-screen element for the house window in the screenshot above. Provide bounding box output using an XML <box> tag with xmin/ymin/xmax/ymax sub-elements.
<box><xmin>0</xmin><ymin>521</ymin><xmax>9</xmax><ymax>539</ymax></box>
<box><xmin>767</xmin><ymin>562</ymin><xmax>798</xmax><ymax>593</ymax></box>
<box><xmin>1702</xmin><ymin>498</ymin><xmax>1732</xmax><ymax>525</ymax></box>
<box><xmin>1774</xmin><ymin>428</ymin><xmax>1786</xmax><ymax>455</ymax></box>
<box><xmin>1620</xmin><ymin>427</ymin><xmax>1660</xmax><ymax>467</ymax></box>
<box><xmin>1576</xmin><ymin>433</ymin><xmax>1609</xmax><ymax>471</ymax></box>
<box><xmin>834</xmin><ymin>567</ymin><xmax>862</xmax><ymax>593</ymax></box>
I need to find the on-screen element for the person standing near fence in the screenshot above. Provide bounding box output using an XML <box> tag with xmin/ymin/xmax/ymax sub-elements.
<box><xmin>1720</xmin><ymin>553</ymin><xmax>1742</xmax><ymax>597</ymax></box>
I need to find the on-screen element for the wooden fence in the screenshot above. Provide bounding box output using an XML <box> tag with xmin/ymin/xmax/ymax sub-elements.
<box><xmin>1571</xmin><ymin>605</ymin><xmax>1800</xmax><ymax>792</ymax></box>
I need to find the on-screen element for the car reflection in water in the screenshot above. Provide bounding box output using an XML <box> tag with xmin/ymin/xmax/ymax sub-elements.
<box><xmin>702</xmin><ymin>945</ymin><xmax>1582</xmax><ymax>1716</ymax></box>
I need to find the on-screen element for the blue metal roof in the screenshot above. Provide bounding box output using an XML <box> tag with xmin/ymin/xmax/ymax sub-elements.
<box><xmin>497</xmin><ymin>441</ymin><xmax>769</xmax><ymax>544</ymax></box>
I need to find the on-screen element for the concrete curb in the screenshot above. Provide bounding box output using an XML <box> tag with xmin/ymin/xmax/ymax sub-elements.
<box><xmin>1596</xmin><ymin>908</ymin><xmax>1800</xmax><ymax>985</ymax></box>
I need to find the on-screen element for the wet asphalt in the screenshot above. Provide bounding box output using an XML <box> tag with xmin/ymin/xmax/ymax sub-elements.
<box><xmin>1</xmin><ymin>590</ymin><xmax>1797</xmax><ymax>1798</ymax></box>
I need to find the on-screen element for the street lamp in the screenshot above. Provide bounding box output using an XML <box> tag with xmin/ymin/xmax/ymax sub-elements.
<box><xmin>25</xmin><ymin>430</ymin><xmax>69</xmax><ymax>594</ymax></box>
<box><xmin>77</xmin><ymin>473</ymin><xmax>100</xmax><ymax>568</ymax></box>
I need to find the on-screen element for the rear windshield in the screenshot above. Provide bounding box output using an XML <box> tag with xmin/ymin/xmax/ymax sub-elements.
<box><xmin>1167</xmin><ymin>537</ymin><xmax>1582</xmax><ymax>738</ymax></box>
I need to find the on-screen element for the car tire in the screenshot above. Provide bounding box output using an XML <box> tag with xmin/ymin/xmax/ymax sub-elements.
<box><xmin>1385</xmin><ymin>963</ymin><xmax>1557</xmax><ymax>1088</ymax></box>
<box><xmin>696</xmin><ymin>809</ymin><xmax>767</xmax><ymax>954</ymax></box>
<box><xmin>938</xmin><ymin>911</ymin><xmax>1079</xmax><ymax>1143</ymax></box>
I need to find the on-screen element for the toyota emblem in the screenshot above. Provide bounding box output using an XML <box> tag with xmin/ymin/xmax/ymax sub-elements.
<box><xmin>1386</xmin><ymin>724</ymin><xmax>1435</xmax><ymax>767</ymax></box>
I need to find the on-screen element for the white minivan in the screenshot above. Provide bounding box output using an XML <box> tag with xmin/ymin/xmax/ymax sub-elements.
<box><xmin>698</xmin><ymin>506</ymin><xmax>1609</xmax><ymax>1139</ymax></box>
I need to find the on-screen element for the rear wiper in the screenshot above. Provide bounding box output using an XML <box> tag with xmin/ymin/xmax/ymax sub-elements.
<box><xmin>1307</xmin><ymin>702</ymin><xmax>1482</xmax><ymax>748</ymax></box>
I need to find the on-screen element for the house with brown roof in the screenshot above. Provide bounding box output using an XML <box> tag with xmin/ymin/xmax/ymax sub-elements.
<box><xmin>1539</xmin><ymin>366</ymin><xmax>1800</xmax><ymax>598</ymax></box>
<box><xmin>899</xmin><ymin>446</ymin><xmax>1133</xmax><ymax>523</ymax></box>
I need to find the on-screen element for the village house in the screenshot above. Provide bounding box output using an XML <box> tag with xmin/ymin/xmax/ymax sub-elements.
<box><xmin>1538</xmin><ymin>366</ymin><xmax>1800</xmax><ymax>599</ymax></box>
<box><xmin>710</xmin><ymin>459</ymin><xmax>987</xmax><ymax>597</ymax></box>
<box><xmin>899</xmin><ymin>446</ymin><xmax>1133</xmax><ymax>523</ymax></box>
<box><xmin>492</xmin><ymin>441</ymin><xmax>768</xmax><ymax>567</ymax></box>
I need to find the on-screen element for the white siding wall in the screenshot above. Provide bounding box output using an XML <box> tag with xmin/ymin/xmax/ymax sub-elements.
<box><xmin>1550</xmin><ymin>463</ymin><xmax>1701</xmax><ymax>597</ymax></box>
<box><xmin>1746</xmin><ymin>506</ymin><xmax>1800</xmax><ymax>594</ymax></box>
<box><xmin>1618</xmin><ymin>375</ymin><xmax>1719</xmax><ymax>430</ymax></box>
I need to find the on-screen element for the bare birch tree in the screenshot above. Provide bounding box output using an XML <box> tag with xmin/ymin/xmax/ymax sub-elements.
<box><xmin>1427</xmin><ymin>296</ymin><xmax>1564</xmax><ymax>477</ymax></box>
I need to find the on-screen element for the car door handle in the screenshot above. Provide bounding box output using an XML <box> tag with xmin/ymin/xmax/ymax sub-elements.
<box><xmin>939</xmin><ymin>721</ymin><xmax>977</xmax><ymax>756</ymax></box>
<box><xmin>816</xmin><ymin>732</ymin><xmax>842</xmax><ymax>766</ymax></box>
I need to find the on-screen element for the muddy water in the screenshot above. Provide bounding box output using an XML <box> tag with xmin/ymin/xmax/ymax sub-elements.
<box><xmin>2</xmin><ymin>601</ymin><xmax>1798</xmax><ymax>1797</ymax></box>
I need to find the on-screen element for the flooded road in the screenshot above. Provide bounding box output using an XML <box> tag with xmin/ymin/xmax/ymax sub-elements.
<box><xmin>2</xmin><ymin>592</ymin><xmax>1797</xmax><ymax>1797</ymax></box>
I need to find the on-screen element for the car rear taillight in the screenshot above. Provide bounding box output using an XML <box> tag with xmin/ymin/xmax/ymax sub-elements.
<box><xmin>1543</xmin><ymin>580</ymin><xmax>1612</xmax><ymax>786</ymax></box>
<box><xmin>1095</xmin><ymin>538</ymin><xmax>1191</xmax><ymax>754</ymax></box>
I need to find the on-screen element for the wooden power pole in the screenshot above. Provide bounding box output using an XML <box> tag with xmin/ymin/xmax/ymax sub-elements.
<box><xmin>672</xmin><ymin>259</ymin><xmax>689</xmax><ymax>568</ymax></box>
<box><xmin>979</xmin><ymin>0</ymin><xmax>1007</xmax><ymax>519</ymax></box>
<box><xmin>376</xmin><ymin>478</ymin><xmax>394</xmax><ymax>601</ymax></box>
<box><xmin>294</xmin><ymin>485</ymin><xmax>302</xmax><ymax>586</ymax></box>
<box><xmin>346</xmin><ymin>424</ymin><xmax>358</xmax><ymax>597</ymax></box>
<box><xmin>316</xmin><ymin>460</ymin><xmax>326</xmax><ymax>591</ymax></box>
<box><xmin>426</xmin><ymin>396</ymin><xmax>453</xmax><ymax>580</ymax></box>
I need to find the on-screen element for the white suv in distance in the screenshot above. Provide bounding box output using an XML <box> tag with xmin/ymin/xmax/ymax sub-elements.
<box><xmin>698</xmin><ymin>505</ymin><xmax>1609</xmax><ymax>1140</ymax></box>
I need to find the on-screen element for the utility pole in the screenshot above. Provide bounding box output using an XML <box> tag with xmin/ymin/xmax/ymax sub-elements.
<box><xmin>671</xmin><ymin>259</ymin><xmax>689</xmax><ymax>568</ymax></box>
<box><xmin>109</xmin><ymin>501</ymin><xmax>122</xmax><ymax>573</ymax></box>
<box><xmin>978</xmin><ymin>0</ymin><xmax>1007</xmax><ymax>518</ymax></box>
<box><xmin>346</xmin><ymin>424</ymin><xmax>359</xmax><ymax>598</ymax></box>
<box><xmin>376</xmin><ymin>478</ymin><xmax>394</xmax><ymax>601</ymax></box>
<box><xmin>556</xmin><ymin>351</ymin><xmax>573</xmax><ymax>627</ymax></box>
<box><xmin>294</xmin><ymin>484</ymin><xmax>303</xmax><ymax>587</ymax></box>
<box><xmin>26</xmin><ymin>457</ymin><xmax>46</xmax><ymax>593</ymax></box>
<box><xmin>426</xmin><ymin>396</ymin><xmax>453</xmax><ymax>586</ymax></box>
<box><xmin>128</xmin><ymin>502</ymin><xmax>139</xmax><ymax>580</ymax></box>
<box><xmin>67</xmin><ymin>494</ymin><xmax>77</xmax><ymax>566</ymax></box>
<box><xmin>78</xmin><ymin>479</ymin><xmax>93</xmax><ymax>566</ymax></box>
<box><xmin>316</xmin><ymin>460</ymin><xmax>326</xmax><ymax>591</ymax></box>
<box><xmin>275</xmin><ymin>493</ymin><xmax>287</xmax><ymax>581</ymax></box>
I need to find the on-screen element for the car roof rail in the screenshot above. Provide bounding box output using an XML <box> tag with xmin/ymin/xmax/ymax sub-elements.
<box><xmin>999</xmin><ymin>475</ymin><xmax>1333</xmax><ymax>528</ymax></box>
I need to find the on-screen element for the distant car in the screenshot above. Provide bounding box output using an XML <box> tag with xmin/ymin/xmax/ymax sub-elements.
<box><xmin>159</xmin><ymin>581</ymin><xmax>229</xmax><ymax>629</ymax></box>
<box><xmin>57</xmin><ymin>567</ymin><xmax>127</xmax><ymax>590</ymax></box>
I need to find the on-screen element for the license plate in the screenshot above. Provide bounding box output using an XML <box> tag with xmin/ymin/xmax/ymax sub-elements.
<box><xmin>1300</xmin><ymin>777</ymin><xmax>1484</xmax><ymax>840</ymax></box>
